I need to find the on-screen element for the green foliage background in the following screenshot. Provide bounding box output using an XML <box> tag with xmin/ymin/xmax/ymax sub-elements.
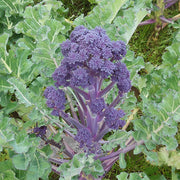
<box><xmin>0</xmin><ymin>0</ymin><xmax>179</xmax><ymax>179</ymax></box>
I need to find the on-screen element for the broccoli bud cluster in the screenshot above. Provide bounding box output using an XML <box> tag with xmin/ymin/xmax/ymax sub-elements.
<box><xmin>52</xmin><ymin>26</ymin><xmax>130</xmax><ymax>93</ymax></box>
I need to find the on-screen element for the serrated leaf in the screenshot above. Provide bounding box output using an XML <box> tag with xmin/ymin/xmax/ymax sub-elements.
<box><xmin>16</xmin><ymin>36</ymin><xmax>36</xmax><ymax>50</ymax></box>
<box><xmin>0</xmin><ymin>75</ymin><xmax>12</xmax><ymax>93</ymax></box>
<box><xmin>12</xmin><ymin>153</ymin><xmax>30</xmax><ymax>170</ymax></box>
<box><xmin>0</xmin><ymin>33</ymin><xmax>12</xmax><ymax>74</ymax></box>
<box><xmin>145</xmin><ymin>141</ymin><xmax>156</xmax><ymax>151</ymax></box>
<box><xmin>137</xmin><ymin>77</ymin><xmax>147</xmax><ymax>93</ymax></box>
<box><xmin>124</xmin><ymin>51</ymin><xmax>145</xmax><ymax>87</ymax></box>
<box><xmin>102</xmin><ymin>130</ymin><xmax>131</xmax><ymax>151</ymax></box>
<box><xmin>26</xmin><ymin>153</ymin><xmax>51</xmax><ymax>180</ymax></box>
<box><xmin>15</xmin><ymin>5</ymin><xmax>50</xmax><ymax>39</ymax></box>
<box><xmin>0</xmin><ymin>0</ymin><xmax>33</xmax><ymax>17</ymax></box>
<box><xmin>133</xmin><ymin>145</ymin><xmax>145</xmax><ymax>155</ymax></box>
<box><xmin>160</xmin><ymin>136</ymin><xmax>178</xmax><ymax>151</ymax></box>
<box><xmin>9</xmin><ymin>48</ymin><xmax>33</xmax><ymax>79</ymax></box>
<box><xmin>161</xmin><ymin>43</ymin><xmax>180</xmax><ymax>66</ymax></box>
<box><xmin>113</xmin><ymin>2</ymin><xmax>149</xmax><ymax>43</ymax></box>
<box><xmin>10</xmin><ymin>137</ymin><xmax>31</xmax><ymax>154</ymax></box>
<box><xmin>31</xmin><ymin>19</ymin><xmax>66</xmax><ymax>76</ymax></box>
<box><xmin>0</xmin><ymin>114</ymin><xmax>15</xmax><ymax>146</ymax></box>
<box><xmin>0</xmin><ymin>160</ymin><xmax>13</xmax><ymax>173</ymax></box>
<box><xmin>0</xmin><ymin>170</ymin><xmax>19</xmax><ymax>180</ymax></box>
<box><xmin>7</xmin><ymin>77</ymin><xmax>32</xmax><ymax>107</ymax></box>
<box><xmin>158</xmin><ymin>91</ymin><xmax>180</xmax><ymax>123</ymax></box>
<box><xmin>58</xmin><ymin>153</ymin><xmax>104</xmax><ymax>179</ymax></box>
<box><xmin>144</xmin><ymin>150</ymin><xmax>158</xmax><ymax>164</ymax></box>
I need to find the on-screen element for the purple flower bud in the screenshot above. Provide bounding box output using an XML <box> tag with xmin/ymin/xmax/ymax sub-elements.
<box><xmin>43</xmin><ymin>86</ymin><xmax>66</xmax><ymax>116</ymax></box>
<box><xmin>89</xmin><ymin>98</ymin><xmax>106</xmax><ymax>114</ymax></box>
<box><xmin>75</xmin><ymin>128</ymin><xmax>92</xmax><ymax>148</ymax></box>
<box><xmin>104</xmin><ymin>108</ymin><xmax>126</xmax><ymax>129</ymax></box>
<box><xmin>70</xmin><ymin>68</ymin><xmax>94</xmax><ymax>88</ymax></box>
<box><xmin>110</xmin><ymin>41</ymin><xmax>127</xmax><ymax>61</ymax></box>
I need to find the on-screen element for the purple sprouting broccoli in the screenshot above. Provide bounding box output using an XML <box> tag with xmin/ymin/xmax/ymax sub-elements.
<box><xmin>44</xmin><ymin>26</ymin><xmax>131</xmax><ymax>177</ymax></box>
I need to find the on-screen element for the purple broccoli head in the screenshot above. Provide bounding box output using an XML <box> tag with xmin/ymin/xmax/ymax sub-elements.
<box><xmin>44</xmin><ymin>26</ymin><xmax>131</xmax><ymax>153</ymax></box>
<box><xmin>104</xmin><ymin>108</ymin><xmax>126</xmax><ymax>129</ymax></box>
<box><xmin>74</xmin><ymin>127</ymin><xmax>92</xmax><ymax>148</ymax></box>
<box><xmin>54</xmin><ymin>26</ymin><xmax>129</xmax><ymax>90</ymax></box>
<box><xmin>43</xmin><ymin>86</ymin><xmax>66</xmax><ymax>116</ymax></box>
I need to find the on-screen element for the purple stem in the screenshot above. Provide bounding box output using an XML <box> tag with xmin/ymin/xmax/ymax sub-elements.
<box><xmin>96</xmin><ymin>127</ymin><xmax>110</xmax><ymax>142</ymax></box>
<box><xmin>63</xmin><ymin>139</ymin><xmax>75</xmax><ymax>158</ymax></box>
<box><xmin>98</xmin><ymin>82</ymin><xmax>115</xmax><ymax>97</ymax></box>
<box><xmin>74</xmin><ymin>90</ymin><xmax>88</xmax><ymax>113</ymax></box>
<box><xmin>165</xmin><ymin>0</ymin><xmax>178</xmax><ymax>9</ymax></box>
<box><xmin>139</xmin><ymin>19</ymin><xmax>156</xmax><ymax>26</ymax></box>
<box><xmin>139</xmin><ymin>0</ymin><xmax>178</xmax><ymax>27</ymax></box>
<box><xmin>95</xmin><ymin>77</ymin><xmax>103</xmax><ymax>94</ymax></box>
<box><xmin>99</xmin><ymin>140</ymin><xmax>144</xmax><ymax>161</ymax></box>
<box><xmin>51</xmin><ymin>165</ymin><xmax>61</xmax><ymax>175</ymax></box>
<box><xmin>59</xmin><ymin>110</ymin><xmax>84</xmax><ymax>129</ymax></box>
<box><xmin>91</xmin><ymin>116</ymin><xmax>98</xmax><ymax>137</ymax></box>
<box><xmin>86</xmin><ymin>110</ymin><xmax>93</xmax><ymax>132</ymax></box>
<box><xmin>95</xmin><ymin>122</ymin><xmax>109</xmax><ymax>142</ymax></box>
<box><xmin>109</xmin><ymin>94</ymin><xmax>122</xmax><ymax>108</ymax></box>
<box><xmin>160</xmin><ymin>16</ymin><xmax>173</xmax><ymax>23</ymax></box>
<box><xmin>77</xmin><ymin>105</ymin><xmax>86</xmax><ymax>125</ymax></box>
<box><xmin>102</xmin><ymin>156</ymin><xmax>119</xmax><ymax>172</ymax></box>
<box><xmin>49</xmin><ymin>157</ymin><xmax>69</xmax><ymax>165</ymax></box>
<box><xmin>71</xmin><ymin>86</ymin><xmax>90</xmax><ymax>100</ymax></box>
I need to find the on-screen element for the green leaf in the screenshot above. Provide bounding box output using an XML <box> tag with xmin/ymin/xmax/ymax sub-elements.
<box><xmin>145</xmin><ymin>141</ymin><xmax>156</xmax><ymax>151</ymax></box>
<box><xmin>102</xmin><ymin>130</ymin><xmax>131</xmax><ymax>151</ymax></box>
<box><xmin>113</xmin><ymin>2</ymin><xmax>149</xmax><ymax>43</ymax></box>
<box><xmin>32</xmin><ymin>20</ymin><xmax>66</xmax><ymax>75</ymax></box>
<box><xmin>26</xmin><ymin>152</ymin><xmax>51</xmax><ymax>180</ymax></box>
<box><xmin>7</xmin><ymin>77</ymin><xmax>33</xmax><ymax>107</ymax></box>
<box><xmin>119</xmin><ymin>153</ymin><xmax>126</xmax><ymax>169</ymax></box>
<box><xmin>40</xmin><ymin>145</ymin><xmax>53</xmax><ymax>157</ymax></box>
<box><xmin>58</xmin><ymin>153</ymin><xmax>104</xmax><ymax>179</ymax></box>
<box><xmin>15</xmin><ymin>5</ymin><xmax>50</xmax><ymax>39</ymax></box>
<box><xmin>117</xmin><ymin>172</ymin><xmax>150</xmax><ymax>180</ymax></box>
<box><xmin>116</xmin><ymin>172</ymin><xmax>128</xmax><ymax>180</ymax></box>
<box><xmin>133</xmin><ymin>145</ymin><xmax>145</xmax><ymax>155</ymax></box>
<box><xmin>154</xmin><ymin>147</ymin><xmax>180</xmax><ymax>170</ymax></box>
<box><xmin>0</xmin><ymin>75</ymin><xmax>12</xmax><ymax>93</ymax></box>
<box><xmin>0</xmin><ymin>33</ymin><xmax>12</xmax><ymax>74</ymax></box>
<box><xmin>129</xmin><ymin>172</ymin><xmax>150</xmax><ymax>180</ymax></box>
<box><xmin>16</xmin><ymin>36</ymin><xmax>36</xmax><ymax>51</ymax></box>
<box><xmin>137</xmin><ymin>77</ymin><xmax>147</xmax><ymax>93</ymax></box>
<box><xmin>161</xmin><ymin>43</ymin><xmax>180</xmax><ymax>66</ymax></box>
<box><xmin>129</xmin><ymin>173</ymin><xmax>142</xmax><ymax>180</ymax></box>
<box><xmin>10</xmin><ymin>137</ymin><xmax>31</xmax><ymax>154</ymax></box>
<box><xmin>0</xmin><ymin>114</ymin><xmax>15</xmax><ymax>147</ymax></box>
<box><xmin>12</xmin><ymin>153</ymin><xmax>30</xmax><ymax>170</ymax></box>
<box><xmin>0</xmin><ymin>170</ymin><xmax>19</xmax><ymax>180</ymax></box>
<box><xmin>158</xmin><ymin>91</ymin><xmax>180</xmax><ymax>123</ymax></box>
<box><xmin>74</xmin><ymin>0</ymin><xmax>128</xmax><ymax>28</ymax></box>
<box><xmin>124</xmin><ymin>51</ymin><xmax>145</xmax><ymax>88</ymax></box>
<box><xmin>0</xmin><ymin>160</ymin><xmax>13</xmax><ymax>173</ymax></box>
<box><xmin>11</xmin><ymin>48</ymin><xmax>33</xmax><ymax>79</ymax></box>
<box><xmin>160</xmin><ymin>136</ymin><xmax>178</xmax><ymax>151</ymax></box>
<box><xmin>0</xmin><ymin>0</ymin><xmax>33</xmax><ymax>17</ymax></box>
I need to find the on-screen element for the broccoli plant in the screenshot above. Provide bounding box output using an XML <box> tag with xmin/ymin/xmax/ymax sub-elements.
<box><xmin>41</xmin><ymin>25</ymin><xmax>142</xmax><ymax>179</ymax></box>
